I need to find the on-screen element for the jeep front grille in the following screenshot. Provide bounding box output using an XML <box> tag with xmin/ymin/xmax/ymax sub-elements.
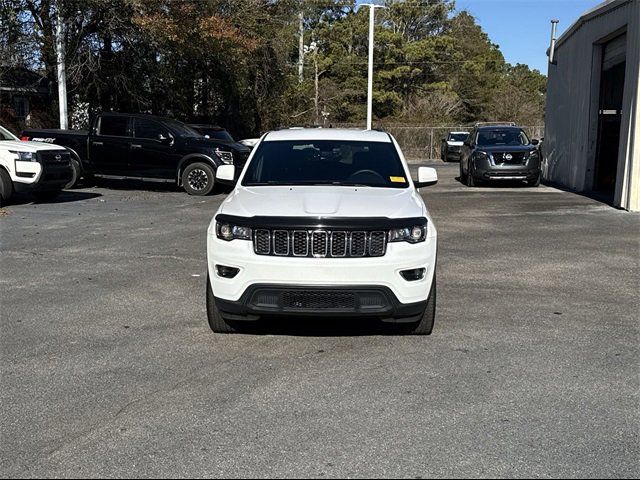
<box><xmin>252</xmin><ymin>229</ymin><xmax>387</xmax><ymax>258</ymax></box>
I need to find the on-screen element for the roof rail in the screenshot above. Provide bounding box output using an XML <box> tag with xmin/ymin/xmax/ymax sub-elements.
<box><xmin>474</xmin><ymin>121</ymin><xmax>517</xmax><ymax>127</ymax></box>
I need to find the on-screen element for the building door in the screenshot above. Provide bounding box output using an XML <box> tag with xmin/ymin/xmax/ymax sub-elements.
<box><xmin>593</xmin><ymin>34</ymin><xmax>626</xmax><ymax>199</ymax></box>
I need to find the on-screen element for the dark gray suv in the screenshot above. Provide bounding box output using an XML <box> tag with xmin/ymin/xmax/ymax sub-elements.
<box><xmin>459</xmin><ymin>125</ymin><xmax>541</xmax><ymax>187</ymax></box>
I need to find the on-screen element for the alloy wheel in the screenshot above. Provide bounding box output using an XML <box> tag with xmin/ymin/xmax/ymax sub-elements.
<box><xmin>188</xmin><ymin>168</ymin><xmax>209</xmax><ymax>191</ymax></box>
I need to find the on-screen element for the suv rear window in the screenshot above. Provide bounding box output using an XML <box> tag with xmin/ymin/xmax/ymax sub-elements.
<box><xmin>448</xmin><ymin>133</ymin><xmax>468</xmax><ymax>142</ymax></box>
<box><xmin>99</xmin><ymin>116</ymin><xmax>130</xmax><ymax>137</ymax></box>
<box><xmin>242</xmin><ymin>140</ymin><xmax>409</xmax><ymax>188</ymax></box>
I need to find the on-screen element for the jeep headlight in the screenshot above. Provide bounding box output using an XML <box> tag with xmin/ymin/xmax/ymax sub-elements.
<box><xmin>11</xmin><ymin>151</ymin><xmax>35</xmax><ymax>162</ymax></box>
<box><xmin>214</xmin><ymin>149</ymin><xmax>234</xmax><ymax>165</ymax></box>
<box><xmin>216</xmin><ymin>223</ymin><xmax>251</xmax><ymax>241</ymax></box>
<box><xmin>389</xmin><ymin>225</ymin><xmax>427</xmax><ymax>243</ymax></box>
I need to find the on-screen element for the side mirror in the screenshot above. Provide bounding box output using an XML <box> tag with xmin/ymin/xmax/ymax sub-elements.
<box><xmin>158</xmin><ymin>133</ymin><xmax>173</xmax><ymax>145</ymax></box>
<box><xmin>415</xmin><ymin>166</ymin><xmax>438</xmax><ymax>188</ymax></box>
<box><xmin>216</xmin><ymin>165</ymin><xmax>235</xmax><ymax>184</ymax></box>
<box><xmin>531</xmin><ymin>138</ymin><xmax>539</xmax><ymax>146</ymax></box>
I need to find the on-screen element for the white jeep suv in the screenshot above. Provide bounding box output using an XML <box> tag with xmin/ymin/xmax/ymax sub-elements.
<box><xmin>206</xmin><ymin>129</ymin><xmax>438</xmax><ymax>334</ymax></box>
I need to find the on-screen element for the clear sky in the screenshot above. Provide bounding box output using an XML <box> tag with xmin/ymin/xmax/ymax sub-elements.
<box><xmin>454</xmin><ymin>0</ymin><xmax>601</xmax><ymax>74</ymax></box>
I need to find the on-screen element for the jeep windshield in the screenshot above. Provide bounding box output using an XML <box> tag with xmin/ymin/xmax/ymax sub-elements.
<box><xmin>242</xmin><ymin>140</ymin><xmax>410</xmax><ymax>188</ymax></box>
<box><xmin>477</xmin><ymin>129</ymin><xmax>529</xmax><ymax>146</ymax></box>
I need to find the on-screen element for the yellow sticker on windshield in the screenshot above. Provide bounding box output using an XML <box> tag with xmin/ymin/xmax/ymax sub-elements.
<box><xmin>390</xmin><ymin>176</ymin><xmax>406</xmax><ymax>183</ymax></box>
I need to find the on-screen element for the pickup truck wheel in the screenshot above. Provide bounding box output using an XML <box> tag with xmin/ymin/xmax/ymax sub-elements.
<box><xmin>206</xmin><ymin>275</ymin><xmax>242</xmax><ymax>334</ymax></box>
<box><xmin>404</xmin><ymin>275</ymin><xmax>436</xmax><ymax>335</ymax></box>
<box><xmin>0</xmin><ymin>168</ymin><xmax>13</xmax><ymax>206</ymax></box>
<box><xmin>65</xmin><ymin>158</ymin><xmax>82</xmax><ymax>189</ymax></box>
<box><xmin>182</xmin><ymin>162</ymin><xmax>215</xmax><ymax>196</ymax></box>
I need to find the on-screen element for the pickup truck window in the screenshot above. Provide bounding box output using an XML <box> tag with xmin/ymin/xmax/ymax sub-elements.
<box><xmin>0</xmin><ymin>125</ymin><xmax>17</xmax><ymax>141</ymax></box>
<box><xmin>134</xmin><ymin>119</ymin><xmax>166</xmax><ymax>140</ymax></box>
<box><xmin>164</xmin><ymin>120</ymin><xmax>200</xmax><ymax>138</ymax></box>
<box><xmin>98</xmin><ymin>116</ymin><xmax>130</xmax><ymax>137</ymax></box>
<box><xmin>243</xmin><ymin>140</ymin><xmax>409</xmax><ymax>188</ymax></box>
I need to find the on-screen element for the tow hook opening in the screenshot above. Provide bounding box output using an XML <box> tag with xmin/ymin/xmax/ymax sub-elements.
<box><xmin>400</xmin><ymin>268</ymin><xmax>426</xmax><ymax>281</ymax></box>
<box><xmin>216</xmin><ymin>265</ymin><xmax>240</xmax><ymax>279</ymax></box>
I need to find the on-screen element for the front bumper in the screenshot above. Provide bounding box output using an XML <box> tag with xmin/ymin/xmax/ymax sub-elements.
<box><xmin>207</xmin><ymin>227</ymin><xmax>437</xmax><ymax>307</ymax></box>
<box><xmin>473</xmin><ymin>157</ymin><xmax>540</xmax><ymax>181</ymax></box>
<box><xmin>445</xmin><ymin>149</ymin><xmax>461</xmax><ymax>160</ymax></box>
<box><xmin>12</xmin><ymin>158</ymin><xmax>72</xmax><ymax>192</ymax></box>
<box><xmin>214</xmin><ymin>284</ymin><xmax>428</xmax><ymax>322</ymax></box>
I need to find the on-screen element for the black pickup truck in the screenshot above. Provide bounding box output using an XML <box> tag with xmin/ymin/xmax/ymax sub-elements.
<box><xmin>21</xmin><ymin>113</ymin><xmax>251</xmax><ymax>195</ymax></box>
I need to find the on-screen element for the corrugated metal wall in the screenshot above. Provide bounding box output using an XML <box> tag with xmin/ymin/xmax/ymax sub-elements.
<box><xmin>543</xmin><ymin>0</ymin><xmax>639</xmax><ymax>211</ymax></box>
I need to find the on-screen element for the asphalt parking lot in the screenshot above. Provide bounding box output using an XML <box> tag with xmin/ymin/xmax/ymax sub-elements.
<box><xmin>1</xmin><ymin>163</ymin><xmax>638</xmax><ymax>478</ymax></box>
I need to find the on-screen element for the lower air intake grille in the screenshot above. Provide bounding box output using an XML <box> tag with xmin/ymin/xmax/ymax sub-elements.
<box><xmin>281</xmin><ymin>291</ymin><xmax>357</xmax><ymax>310</ymax></box>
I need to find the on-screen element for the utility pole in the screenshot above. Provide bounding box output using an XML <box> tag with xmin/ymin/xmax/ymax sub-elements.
<box><xmin>298</xmin><ymin>10</ymin><xmax>304</xmax><ymax>83</ymax></box>
<box><xmin>314</xmin><ymin>46</ymin><xmax>319</xmax><ymax>125</ymax></box>
<box><xmin>55</xmin><ymin>0</ymin><xmax>68</xmax><ymax>129</ymax></box>
<box><xmin>548</xmin><ymin>19</ymin><xmax>559</xmax><ymax>65</ymax></box>
<box><xmin>361</xmin><ymin>3</ymin><xmax>384</xmax><ymax>130</ymax></box>
<box><xmin>304</xmin><ymin>41</ymin><xmax>319</xmax><ymax>125</ymax></box>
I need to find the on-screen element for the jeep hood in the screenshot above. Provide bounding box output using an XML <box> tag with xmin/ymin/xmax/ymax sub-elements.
<box><xmin>219</xmin><ymin>186</ymin><xmax>425</xmax><ymax>219</ymax></box>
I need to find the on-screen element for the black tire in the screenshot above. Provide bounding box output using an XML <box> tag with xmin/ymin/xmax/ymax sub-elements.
<box><xmin>529</xmin><ymin>173</ymin><xmax>541</xmax><ymax>187</ymax></box>
<box><xmin>0</xmin><ymin>168</ymin><xmax>13</xmax><ymax>207</ymax></box>
<box><xmin>459</xmin><ymin>160</ymin><xmax>466</xmax><ymax>183</ymax></box>
<box><xmin>466</xmin><ymin>162</ymin><xmax>475</xmax><ymax>187</ymax></box>
<box><xmin>182</xmin><ymin>162</ymin><xmax>215</xmax><ymax>196</ymax></box>
<box><xmin>405</xmin><ymin>275</ymin><xmax>436</xmax><ymax>335</ymax></box>
<box><xmin>206</xmin><ymin>275</ymin><xmax>242</xmax><ymax>333</ymax></box>
<box><xmin>32</xmin><ymin>190</ymin><xmax>61</xmax><ymax>202</ymax></box>
<box><xmin>65</xmin><ymin>157</ymin><xmax>82</xmax><ymax>189</ymax></box>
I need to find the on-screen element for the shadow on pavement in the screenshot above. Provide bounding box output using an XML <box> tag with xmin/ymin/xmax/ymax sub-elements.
<box><xmin>8</xmin><ymin>190</ymin><xmax>103</xmax><ymax>206</ymax></box>
<box><xmin>91</xmin><ymin>178</ymin><xmax>181</xmax><ymax>193</ymax></box>
<box><xmin>454</xmin><ymin>176</ymin><xmax>533</xmax><ymax>188</ymax></box>
<box><xmin>231</xmin><ymin>316</ymin><xmax>418</xmax><ymax>337</ymax></box>
<box><xmin>89</xmin><ymin>178</ymin><xmax>233</xmax><ymax>195</ymax></box>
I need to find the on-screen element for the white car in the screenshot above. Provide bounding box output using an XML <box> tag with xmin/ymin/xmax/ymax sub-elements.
<box><xmin>206</xmin><ymin>129</ymin><xmax>438</xmax><ymax>334</ymax></box>
<box><xmin>441</xmin><ymin>131</ymin><xmax>469</xmax><ymax>162</ymax></box>
<box><xmin>0</xmin><ymin>125</ymin><xmax>73</xmax><ymax>206</ymax></box>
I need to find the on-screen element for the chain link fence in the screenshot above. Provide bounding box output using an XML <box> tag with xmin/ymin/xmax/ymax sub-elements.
<box><xmin>333</xmin><ymin>124</ymin><xmax>545</xmax><ymax>161</ymax></box>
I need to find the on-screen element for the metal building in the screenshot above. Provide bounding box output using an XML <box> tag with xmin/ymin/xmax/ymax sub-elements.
<box><xmin>543</xmin><ymin>0</ymin><xmax>639</xmax><ymax>212</ymax></box>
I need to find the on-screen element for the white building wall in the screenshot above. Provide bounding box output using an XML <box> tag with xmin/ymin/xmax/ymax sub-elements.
<box><xmin>544</xmin><ymin>0</ymin><xmax>639</xmax><ymax>211</ymax></box>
